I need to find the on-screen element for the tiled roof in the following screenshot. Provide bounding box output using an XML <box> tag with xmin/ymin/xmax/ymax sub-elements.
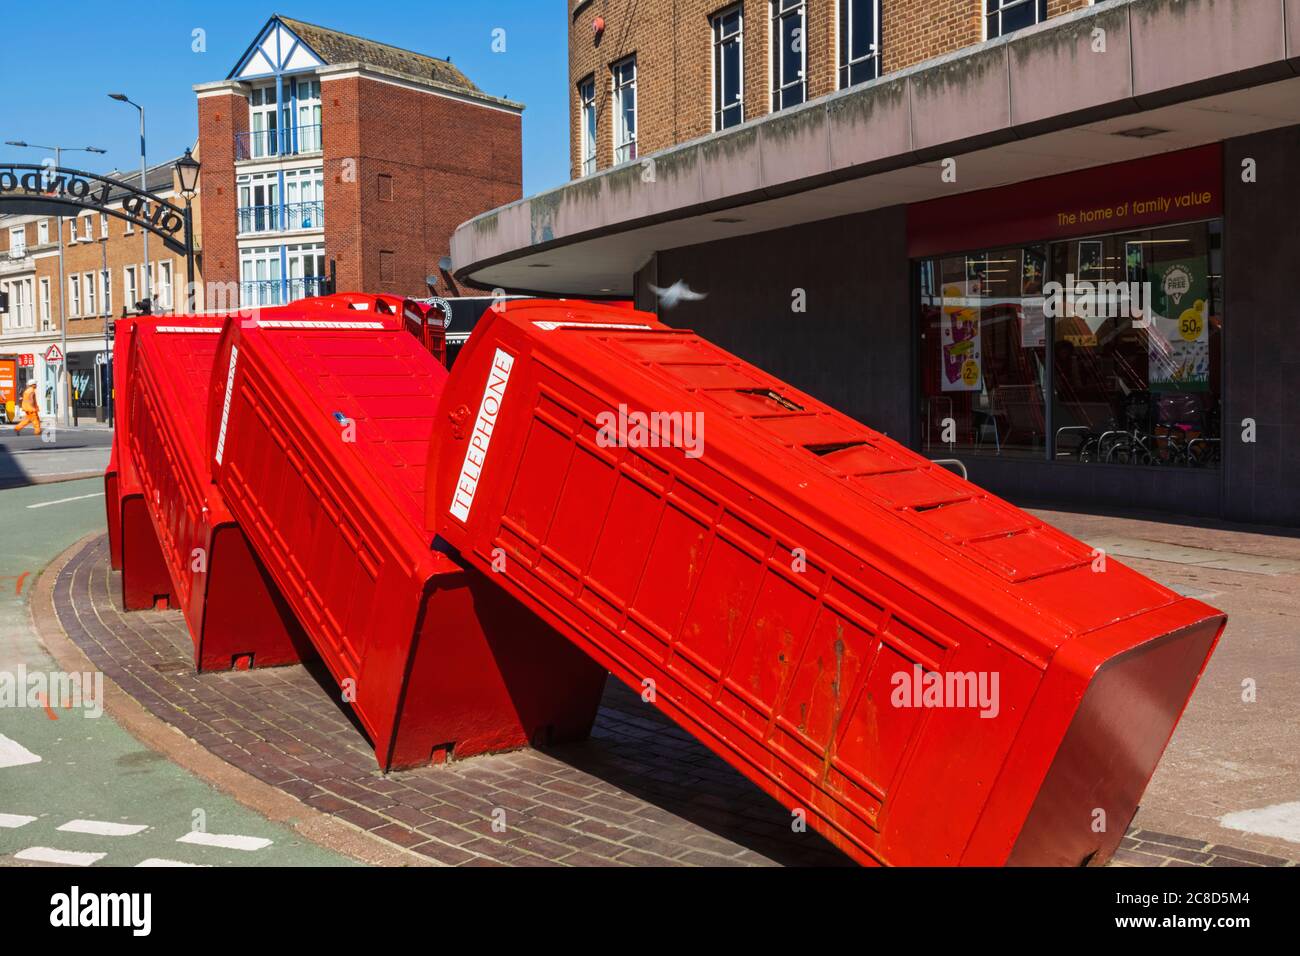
<box><xmin>277</xmin><ymin>15</ymin><xmax>480</xmax><ymax>93</ymax></box>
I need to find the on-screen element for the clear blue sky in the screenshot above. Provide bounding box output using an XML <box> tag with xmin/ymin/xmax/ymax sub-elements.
<box><xmin>0</xmin><ymin>0</ymin><xmax>569</xmax><ymax>195</ymax></box>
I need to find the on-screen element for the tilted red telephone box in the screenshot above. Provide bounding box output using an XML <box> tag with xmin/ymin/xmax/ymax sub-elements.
<box><xmin>205</xmin><ymin>304</ymin><xmax>607</xmax><ymax>770</ymax></box>
<box><xmin>427</xmin><ymin>299</ymin><xmax>1225</xmax><ymax>866</ymax></box>
<box><xmin>123</xmin><ymin>320</ymin><xmax>307</xmax><ymax>670</ymax></box>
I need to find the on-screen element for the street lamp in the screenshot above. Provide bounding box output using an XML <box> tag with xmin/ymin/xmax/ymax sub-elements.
<box><xmin>174</xmin><ymin>148</ymin><xmax>200</xmax><ymax>313</ymax></box>
<box><xmin>5</xmin><ymin>140</ymin><xmax>107</xmax><ymax>427</ymax></box>
<box><xmin>108</xmin><ymin>93</ymin><xmax>150</xmax><ymax>311</ymax></box>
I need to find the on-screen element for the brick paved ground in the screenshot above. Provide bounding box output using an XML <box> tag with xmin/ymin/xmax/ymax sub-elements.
<box><xmin>56</xmin><ymin>535</ymin><xmax>848</xmax><ymax>867</ymax></box>
<box><xmin>54</xmin><ymin>533</ymin><xmax>1295</xmax><ymax>867</ymax></box>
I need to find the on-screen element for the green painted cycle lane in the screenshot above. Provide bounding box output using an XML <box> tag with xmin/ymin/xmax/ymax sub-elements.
<box><xmin>0</xmin><ymin>478</ymin><xmax>358</xmax><ymax>867</ymax></box>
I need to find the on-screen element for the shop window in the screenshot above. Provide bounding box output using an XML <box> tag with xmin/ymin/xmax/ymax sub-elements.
<box><xmin>918</xmin><ymin>219</ymin><xmax>1223</xmax><ymax>469</ymax></box>
<box><xmin>920</xmin><ymin>247</ymin><xmax>1048</xmax><ymax>460</ymax></box>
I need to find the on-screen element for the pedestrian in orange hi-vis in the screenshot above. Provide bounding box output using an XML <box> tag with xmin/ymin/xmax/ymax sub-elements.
<box><xmin>14</xmin><ymin>382</ymin><xmax>41</xmax><ymax>436</ymax></box>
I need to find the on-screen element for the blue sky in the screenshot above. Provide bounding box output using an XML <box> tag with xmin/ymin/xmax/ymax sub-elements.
<box><xmin>0</xmin><ymin>0</ymin><xmax>569</xmax><ymax>194</ymax></box>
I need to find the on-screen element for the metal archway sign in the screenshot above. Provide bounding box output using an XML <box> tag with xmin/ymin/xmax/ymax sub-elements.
<box><xmin>0</xmin><ymin>163</ymin><xmax>188</xmax><ymax>254</ymax></box>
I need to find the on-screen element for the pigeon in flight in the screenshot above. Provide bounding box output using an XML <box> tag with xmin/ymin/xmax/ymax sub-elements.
<box><xmin>648</xmin><ymin>280</ymin><xmax>707</xmax><ymax>309</ymax></box>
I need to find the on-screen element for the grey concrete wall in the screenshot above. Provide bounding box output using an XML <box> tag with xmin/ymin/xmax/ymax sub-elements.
<box><xmin>652</xmin><ymin>204</ymin><xmax>915</xmax><ymax>442</ymax></box>
<box><xmin>1223</xmin><ymin>125</ymin><xmax>1300</xmax><ymax>527</ymax></box>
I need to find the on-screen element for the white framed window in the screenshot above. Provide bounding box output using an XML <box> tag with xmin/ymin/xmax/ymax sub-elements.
<box><xmin>771</xmin><ymin>0</ymin><xmax>807</xmax><ymax>111</ymax></box>
<box><xmin>295</xmin><ymin>78</ymin><xmax>323</xmax><ymax>153</ymax></box>
<box><xmin>240</xmin><ymin>245</ymin><xmax>283</xmax><ymax>307</ymax></box>
<box><xmin>80</xmin><ymin>215</ymin><xmax>93</xmax><ymax>242</ymax></box>
<box><xmin>985</xmin><ymin>0</ymin><xmax>1046</xmax><ymax>39</ymax></box>
<box><xmin>712</xmin><ymin>6</ymin><xmax>745</xmax><ymax>131</ymax></box>
<box><xmin>37</xmin><ymin>220</ymin><xmax>49</xmax><ymax>244</ymax></box>
<box><xmin>69</xmin><ymin>275</ymin><xmax>81</xmax><ymax>316</ymax></box>
<box><xmin>839</xmin><ymin>0</ymin><xmax>880</xmax><ymax>87</ymax></box>
<box><xmin>7</xmin><ymin>225</ymin><xmax>24</xmax><ymax>257</ymax></box>
<box><xmin>123</xmin><ymin>266</ymin><xmax>138</xmax><ymax>311</ymax></box>
<box><xmin>611</xmin><ymin>56</ymin><xmax>637</xmax><ymax>165</ymax></box>
<box><xmin>285</xmin><ymin>242</ymin><xmax>326</xmax><ymax>301</ymax></box>
<box><xmin>101</xmin><ymin>269</ymin><xmax>111</xmax><ymax>316</ymax></box>
<box><xmin>68</xmin><ymin>218</ymin><xmax>78</xmax><ymax>242</ymax></box>
<box><xmin>1</xmin><ymin>278</ymin><xmax>34</xmax><ymax>330</ymax></box>
<box><xmin>249</xmin><ymin>84</ymin><xmax>281</xmax><ymax>158</ymax></box>
<box><xmin>578</xmin><ymin>76</ymin><xmax>597</xmax><ymax>176</ymax></box>
<box><xmin>84</xmin><ymin>272</ymin><xmax>96</xmax><ymax>317</ymax></box>
<box><xmin>39</xmin><ymin>277</ymin><xmax>51</xmax><ymax>329</ymax></box>
<box><xmin>237</xmin><ymin>171</ymin><xmax>280</xmax><ymax>234</ymax></box>
<box><xmin>124</xmin><ymin>215</ymin><xmax>133</xmax><ymax>235</ymax></box>
<box><xmin>156</xmin><ymin>261</ymin><xmax>173</xmax><ymax>310</ymax></box>
<box><xmin>284</xmin><ymin>167</ymin><xmax>325</xmax><ymax>229</ymax></box>
<box><xmin>100</xmin><ymin>214</ymin><xmax>109</xmax><ymax>239</ymax></box>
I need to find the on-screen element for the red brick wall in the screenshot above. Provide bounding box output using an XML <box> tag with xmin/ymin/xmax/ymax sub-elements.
<box><xmin>195</xmin><ymin>91</ymin><xmax>247</xmax><ymax>295</ymax></box>
<box><xmin>324</xmin><ymin>75</ymin><xmax>523</xmax><ymax>297</ymax></box>
<box><xmin>569</xmin><ymin>0</ymin><xmax>1097</xmax><ymax>179</ymax></box>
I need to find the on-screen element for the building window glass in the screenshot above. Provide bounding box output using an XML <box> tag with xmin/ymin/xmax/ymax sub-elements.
<box><xmin>37</xmin><ymin>220</ymin><xmax>49</xmax><ymax>245</ymax></box>
<box><xmin>284</xmin><ymin>167</ymin><xmax>325</xmax><ymax>230</ymax></box>
<box><xmin>123</xmin><ymin>266</ymin><xmax>137</xmax><ymax>312</ymax></box>
<box><xmin>68</xmin><ymin>218</ymin><xmax>78</xmax><ymax>242</ymax></box>
<box><xmin>612</xmin><ymin>56</ymin><xmax>637</xmax><ymax>165</ymax></box>
<box><xmin>918</xmin><ymin>219</ymin><xmax>1223</xmax><ymax>469</ymax></box>
<box><xmin>285</xmin><ymin>242</ymin><xmax>327</xmax><ymax>301</ymax></box>
<box><xmin>100</xmin><ymin>214</ymin><xmax>109</xmax><ymax>239</ymax></box>
<box><xmin>839</xmin><ymin>0</ymin><xmax>880</xmax><ymax>87</ymax></box>
<box><xmin>156</xmin><ymin>261</ymin><xmax>173</xmax><ymax>311</ymax></box>
<box><xmin>102</xmin><ymin>269</ymin><xmax>111</xmax><ymax>316</ymax></box>
<box><xmin>985</xmin><ymin>0</ymin><xmax>1047</xmax><ymax>40</ymax></box>
<box><xmin>240</xmin><ymin>246</ymin><xmax>283</xmax><ymax>307</ymax></box>
<box><xmin>237</xmin><ymin>171</ymin><xmax>280</xmax><ymax>234</ymax></box>
<box><xmin>713</xmin><ymin>6</ymin><xmax>744</xmax><ymax>131</ymax></box>
<box><xmin>772</xmin><ymin>0</ymin><xmax>807</xmax><ymax>110</ymax></box>
<box><xmin>85</xmin><ymin>272</ymin><xmax>96</xmax><ymax>317</ymax></box>
<box><xmin>249</xmin><ymin>84</ymin><xmax>280</xmax><ymax>158</ymax></box>
<box><xmin>69</xmin><ymin>275</ymin><xmax>81</xmax><ymax>317</ymax></box>
<box><xmin>578</xmin><ymin>76</ymin><xmax>597</xmax><ymax>176</ymax></box>
<box><xmin>39</xmin><ymin>278</ymin><xmax>51</xmax><ymax>329</ymax></box>
<box><xmin>9</xmin><ymin>225</ymin><xmax>26</xmax><ymax>256</ymax></box>
<box><xmin>296</xmin><ymin>78</ymin><xmax>323</xmax><ymax>153</ymax></box>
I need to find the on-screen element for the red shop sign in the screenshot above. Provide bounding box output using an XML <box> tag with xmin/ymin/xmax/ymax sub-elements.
<box><xmin>18</xmin><ymin>353</ymin><xmax>34</xmax><ymax>367</ymax></box>
<box><xmin>906</xmin><ymin>144</ymin><xmax>1223</xmax><ymax>258</ymax></box>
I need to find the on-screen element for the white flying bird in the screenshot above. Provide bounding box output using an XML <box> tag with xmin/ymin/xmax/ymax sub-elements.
<box><xmin>648</xmin><ymin>280</ymin><xmax>707</xmax><ymax>309</ymax></box>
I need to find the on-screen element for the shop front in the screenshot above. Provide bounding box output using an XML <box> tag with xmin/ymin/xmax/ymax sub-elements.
<box><xmin>909</xmin><ymin>145</ymin><xmax>1230</xmax><ymax>517</ymax></box>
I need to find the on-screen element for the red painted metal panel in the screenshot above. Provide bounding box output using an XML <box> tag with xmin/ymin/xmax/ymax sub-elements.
<box><xmin>427</xmin><ymin>299</ymin><xmax>1225</xmax><ymax>865</ymax></box>
<box><xmin>125</xmin><ymin>321</ymin><xmax>307</xmax><ymax>671</ymax></box>
<box><xmin>206</xmin><ymin>299</ymin><xmax>606</xmax><ymax>770</ymax></box>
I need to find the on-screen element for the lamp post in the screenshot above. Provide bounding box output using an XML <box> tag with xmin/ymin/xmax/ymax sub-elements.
<box><xmin>4</xmin><ymin>140</ymin><xmax>106</xmax><ymax>426</ymax></box>
<box><xmin>108</xmin><ymin>94</ymin><xmax>150</xmax><ymax>311</ymax></box>
<box><xmin>174</xmin><ymin>149</ymin><xmax>200</xmax><ymax>314</ymax></box>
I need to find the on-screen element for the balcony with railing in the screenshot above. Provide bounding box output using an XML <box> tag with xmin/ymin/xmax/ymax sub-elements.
<box><xmin>236</xmin><ymin>201</ymin><xmax>324</xmax><ymax>236</ymax></box>
<box><xmin>235</xmin><ymin>124</ymin><xmax>323</xmax><ymax>161</ymax></box>
<box><xmin>239</xmin><ymin>275</ymin><xmax>328</xmax><ymax>308</ymax></box>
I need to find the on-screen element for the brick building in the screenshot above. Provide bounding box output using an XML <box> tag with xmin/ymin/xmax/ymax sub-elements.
<box><xmin>567</xmin><ymin>0</ymin><xmax>1090</xmax><ymax>179</ymax></box>
<box><xmin>454</xmin><ymin>0</ymin><xmax>1300</xmax><ymax>528</ymax></box>
<box><xmin>0</xmin><ymin>161</ymin><xmax>201</xmax><ymax>422</ymax></box>
<box><xmin>194</xmin><ymin>15</ymin><xmax>523</xmax><ymax>309</ymax></box>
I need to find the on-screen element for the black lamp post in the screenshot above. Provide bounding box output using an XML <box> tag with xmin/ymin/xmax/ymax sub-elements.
<box><xmin>174</xmin><ymin>148</ymin><xmax>200</xmax><ymax>313</ymax></box>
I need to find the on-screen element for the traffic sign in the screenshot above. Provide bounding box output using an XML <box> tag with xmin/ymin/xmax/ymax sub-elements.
<box><xmin>44</xmin><ymin>345</ymin><xmax>64</xmax><ymax>364</ymax></box>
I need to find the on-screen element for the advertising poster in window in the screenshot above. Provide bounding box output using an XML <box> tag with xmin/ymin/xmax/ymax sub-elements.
<box><xmin>940</xmin><ymin>282</ymin><xmax>982</xmax><ymax>392</ymax></box>
<box><xmin>1020</xmin><ymin>247</ymin><xmax>1047</xmax><ymax>348</ymax></box>
<box><xmin>1149</xmin><ymin>259</ymin><xmax>1210</xmax><ymax>391</ymax></box>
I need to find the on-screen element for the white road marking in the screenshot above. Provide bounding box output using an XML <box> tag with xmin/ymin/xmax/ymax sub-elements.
<box><xmin>136</xmin><ymin>858</ymin><xmax>208</xmax><ymax>867</ymax></box>
<box><xmin>176</xmin><ymin>831</ymin><xmax>272</xmax><ymax>851</ymax></box>
<box><xmin>0</xmin><ymin>733</ymin><xmax>41</xmax><ymax>768</ymax></box>
<box><xmin>26</xmin><ymin>492</ymin><xmax>105</xmax><ymax>510</ymax></box>
<box><xmin>0</xmin><ymin>813</ymin><xmax>37</xmax><ymax>828</ymax></box>
<box><xmin>1219</xmin><ymin>802</ymin><xmax>1300</xmax><ymax>845</ymax></box>
<box><xmin>58</xmin><ymin>819</ymin><xmax>148</xmax><ymax>837</ymax></box>
<box><xmin>15</xmin><ymin>846</ymin><xmax>106</xmax><ymax>866</ymax></box>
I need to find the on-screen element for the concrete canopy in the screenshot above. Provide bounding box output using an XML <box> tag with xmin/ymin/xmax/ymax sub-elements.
<box><xmin>451</xmin><ymin>0</ymin><xmax>1300</xmax><ymax>297</ymax></box>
